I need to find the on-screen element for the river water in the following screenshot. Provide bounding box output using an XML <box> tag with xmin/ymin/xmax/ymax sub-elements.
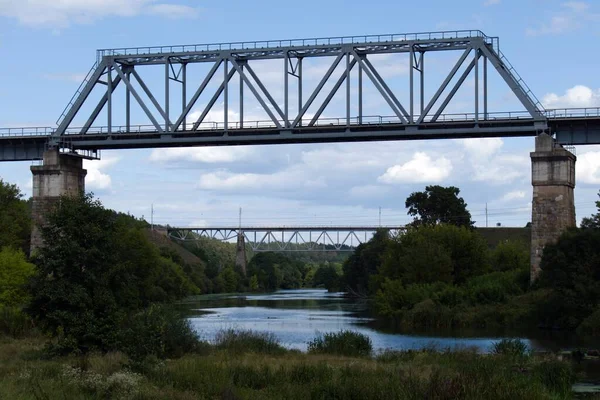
<box><xmin>183</xmin><ymin>289</ymin><xmax>599</xmax><ymax>353</ymax></box>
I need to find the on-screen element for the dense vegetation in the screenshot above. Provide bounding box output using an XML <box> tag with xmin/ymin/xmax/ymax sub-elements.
<box><xmin>342</xmin><ymin>186</ymin><xmax>600</xmax><ymax>336</ymax></box>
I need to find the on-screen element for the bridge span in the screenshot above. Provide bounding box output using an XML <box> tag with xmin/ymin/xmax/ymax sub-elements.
<box><xmin>0</xmin><ymin>30</ymin><xmax>586</xmax><ymax>282</ymax></box>
<box><xmin>167</xmin><ymin>226</ymin><xmax>405</xmax><ymax>252</ymax></box>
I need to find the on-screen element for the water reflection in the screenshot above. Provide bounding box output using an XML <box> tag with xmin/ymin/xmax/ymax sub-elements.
<box><xmin>185</xmin><ymin>289</ymin><xmax>542</xmax><ymax>352</ymax></box>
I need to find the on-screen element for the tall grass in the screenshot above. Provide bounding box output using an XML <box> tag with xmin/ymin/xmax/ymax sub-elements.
<box><xmin>214</xmin><ymin>328</ymin><xmax>287</xmax><ymax>355</ymax></box>
<box><xmin>307</xmin><ymin>330</ymin><xmax>373</xmax><ymax>357</ymax></box>
<box><xmin>0</xmin><ymin>306</ymin><xmax>34</xmax><ymax>338</ymax></box>
<box><xmin>491</xmin><ymin>338</ymin><xmax>530</xmax><ymax>358</ymax></box>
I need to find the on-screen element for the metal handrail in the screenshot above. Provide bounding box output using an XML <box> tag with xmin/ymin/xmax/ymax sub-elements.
<box><xmin>497</xmin><ymin>50</ymin><xmax>545</xmax><ymax>114</ymax></box>
<box><xmin>545</xmin><ymin>107</ymin><xmax>600</xmax><ymax>118</ymax></box>
<box><xmin>97</xmin><ymin>30</ymin><xmax>495</xmax><ymax>58</ymax></box>
<box><xmin>0</xmin><ymin>127</ymin><xmax>53</xmax><ymax>137</ymax></box>
<box><xmin>56</xmin><ymin>62</ymin><xmax>98</xmax><ymax>126</ymax></box>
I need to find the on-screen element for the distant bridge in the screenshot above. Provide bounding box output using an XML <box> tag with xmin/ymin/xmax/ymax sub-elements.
<box><xmin>166</xmin><ymin>226</ymin><xmax>405</xmax><ymax>252</ymax></box>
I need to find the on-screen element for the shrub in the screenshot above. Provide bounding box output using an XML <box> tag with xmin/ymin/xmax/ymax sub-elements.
<box><xmin>0</xmin><ymin>306</ymin><xmax>34</xmax><ymax>338</ymax></box>
<box><xmin>491</xmin><ymin>240</ymin><xmax>529</xmax><ymax>272</ymax></box>
<box><xmin>491</xmin><ymin>338</ymin><xmax>530</xmax><ymax>358</ymax></box>
<box><xmin>120</xmin><ymin>304</ymin><xmax>206</xmax><ymax>363</ymax></box>
<box><xmin>577</xmin><ymin>308</ymin><xmax>600</xmax><ymax>336</ymax></box>
<box><xmin>307</xmin><ymin>330</ymin><xmax>372</xmax><ymax>357</ymax></box>
<box><xmin>214</xmin><ymin>329</ymin><xmax>286</xmax><ymax>355</ymax></box>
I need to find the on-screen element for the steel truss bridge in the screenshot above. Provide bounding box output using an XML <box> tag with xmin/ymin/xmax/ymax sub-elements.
<box><xmin>167</xmin><ymin>226</ymin><xmax>405</xmax><ymax>252</ymax></box>
<box><xmin>2</xmin><ymin>30</ymin><xmax>600</xmax><ymax>161</ymax></box>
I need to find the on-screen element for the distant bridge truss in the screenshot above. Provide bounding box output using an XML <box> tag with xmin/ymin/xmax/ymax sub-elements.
<box><xmin>3</xmin><ymin>30</ymin><xmax>600</xmax><ymax>161</ymax></box>
<box><xmin>167</xmin><ymin>226</ymin><xmax>405</xmax><ymax>252</ymax></box>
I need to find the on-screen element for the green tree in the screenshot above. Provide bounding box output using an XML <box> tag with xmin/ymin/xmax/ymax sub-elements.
<box><xmin>249</xmin><ymin>275</ymin><xmax>259</xmax><ymax>292</ymax></box>
<box><xmin>313</xmin><ymin>264</ymin><xmax>341</xmax><ymax>292</ymax></box>
<box><xmin>219</xmin><ymin>267</ymin><xmax>239</xmax><ymax>293</ymax></box>
<box><xmin>0</xmin><ymin>247</ymin><xmax>35</xmax><ymax>306</ymax></box>
<box><xmin>0</xmin><ymin>180</ymin><xmax>31</xmax><ymax>253</ymax></box>
<box><xmin>342</xmin><ymin>229</ymin><xmax>390</xmax><ymax>295</ymax></box>
<box><xmin>537</xmin><ymin>228</ymin><xmax>600</xmax><ymax>329</ymax></box>
<box><xmin>27</xmin><ymin>193</ymin><xmax>197</xmax><ymax>353</ymax></box>
<box><xmin>405</xmin><ymin>185</ymin><xmax>474</xmax><ymax>228</ymax></box>
<box><xmin>581</xmin><ymin>191</ymin><xmax>600</xmax><ymax>228</ymax></box>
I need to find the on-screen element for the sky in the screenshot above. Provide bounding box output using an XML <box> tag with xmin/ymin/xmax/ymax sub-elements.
<box><xmin>1</xmin><ymin>0</ymin><xmax>600</xmax><ymax>229</ymax></box>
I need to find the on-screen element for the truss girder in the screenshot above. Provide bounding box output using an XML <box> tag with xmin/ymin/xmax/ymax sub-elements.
<box><xmin>47</xmin><ymin>31</ymin><xmax>547</xmax><ymax>150</ymax></box>
<box><xmin>167</xmin><ymin>227</ymin><xmax>405</xmax><ymax>252</ymax></box>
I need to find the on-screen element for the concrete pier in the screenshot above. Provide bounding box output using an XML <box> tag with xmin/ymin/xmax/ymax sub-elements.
<box><xmin>235</xmin><ymin>232</ymin><xmax>247</xmax><ymax>276</ymax></box>
<box><xmin>30</xmin><ymin>150</ymin><xmax>87</xmax><ymax>254</ymax></box>
<box><xmin>530</xmin><ymin>134</ymin><xmax>576</xmax><ymax>282</ymax></box>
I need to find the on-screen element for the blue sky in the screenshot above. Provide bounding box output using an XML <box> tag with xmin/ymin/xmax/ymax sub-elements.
<box><xmin>1</xmin><ymin>0</ymin><xmax>600</xmax><ymax>228</ymax></box>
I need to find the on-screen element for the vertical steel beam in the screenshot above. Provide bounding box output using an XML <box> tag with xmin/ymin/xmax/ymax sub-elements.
<box><xmin>298</xmin><ymin>57</ymin><xmax>303</xmax><ymax>127</ymax></box>
<box><xmin>107</xmin><ymin>65</ymin><xmax>112</xmax><ymax>134</ymax></box>
<box><xmin>224</xmin><ymin>59</ymin><xmax>229</xmax><ymax>131</ymax></box>
<box><xmin>131</xmin><ymin>70</ymin><xmax>170</xmax><ymax>123</ymax></box>
<box><xmin>126</xmin><ymin>71</ymin><xmax>131</xmax><ymax>132</ymax></box>
<box><xmin>410</xmin><ymin>46</ymin><xmax>414</xmax><ymax>123</ymax></box>
<box><xmin>475</xmin><ymin>50</ymin><xmax>479</xmax><ymax>123</ymax></box>
<box><xmin>182</xmin><ymin>63</ymin><xmax>187</xmax><ymax>130</ymax></box>
<box><xmin>192</xmin><ymin>68</ymin><xmax>236</xmax><ymax>130</ymax></box>
<box><xmin>165</xmin><ymin>57</ymin><xmax>170</xmax><ymax>132</ymax></box>
<box><xmin>483</xmin><ymin>55</ymin><xmax>488</xmax><ymax>120</ymax></box>
<box><xmin>420</xmin><ymin>52</ymin><xmax>425</xmax><ymax>115</ymax></box>
<box><xmin>284</xmin><ymin>54</ymin><xmax>289</xmax><ymax>127</ymax></box>
<box><xmin>239</xmin><ymin>63</ymin><xmax>244</xmax><ymax>128</ymax></box>
<box><xmin>358</xmin><ymin>63</ymin><xmax>363</xmax><ymax>124</ymax></box>
<box><xmin>346</xmin><ymin>52</ymin><xmax>351</xmax><ymax>126</ymax></box>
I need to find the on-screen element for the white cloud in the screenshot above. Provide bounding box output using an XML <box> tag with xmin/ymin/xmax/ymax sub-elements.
<box><xmin>149</xmin><ymin>147</ymin><xmax>256</xmax><ymax>163</ymax></box>
<box><xmin>461</xmin><ymin>138</ymin><xmax>503</xmax><ymax>159</ymax></box>
<box><xmin>577</xmin><ymin>151</ymin><xmax>600</xmax><ymax>184</ymax></box>
<box><xmin>0</xmin><ymin>0</ymin><xmax>199</xmax><ymax>28</ymax></box>
<box><xmin>502</xmin><ymin>190</ymin><xmax>526</xmax><ymax>202</ymax></box>
<box><xmin>146</xmin><ymin>4</ymin><xmax>198</xmax><ymax>19</ymax></box>
<box><xmin>526</xmin><ymin>2</ymin><xmax>597</xmax><ymax>36</ymax></box>
<box><xmin>197</xmin><ymin>169</ymin><xmax>326</xmax><ymax>192</ymax></box>
<box><xmin>378</xmin><ymin>152</ymin><xmax>453</xmax><ymax>184</ymax></box>
<box><xmin>83</xmin><ymin>156</ymin><xmax>119</xmax><ymax>191</ymax></box>
<box><xmin>484</xmin><ymin>0</ymin><xmax>501</xmax><ymax>6</ymax></box>
<box><xmin>543</xmin><ymin>85</ymin><xmax>600</xmax><ymax>108</ymax></box>
<box><xmin>471</xmin><ymin>154</ymin><xmax>529</xmax><ymax>184</ymax></box>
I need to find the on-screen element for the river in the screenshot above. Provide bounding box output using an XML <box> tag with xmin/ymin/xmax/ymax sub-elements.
<box><xmin>182</xmin><ymin>288</ymin><xmax>599</xmax><ymax>353</ymax></box>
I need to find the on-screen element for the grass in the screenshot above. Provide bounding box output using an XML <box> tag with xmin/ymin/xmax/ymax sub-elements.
<box><xmin>307</xmin><ymin>330</ymin><xmax>373</xmax><ymax>357</ymax></box>
<box><xmin>0</xmin><ymin>331</ymin><xmax>582</xmax><ymax>400</ymax></box>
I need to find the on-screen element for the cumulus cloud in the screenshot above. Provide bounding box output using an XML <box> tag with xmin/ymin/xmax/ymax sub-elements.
<box><xmin>461</xmin><ymin>138</ymin><xmax>503</xmax><ymax>159</ymax></box>
<box><xmin>197</xmin><ymin>169</ymin><xmax>326</xmax><ymax>192</ymax></box>
<box><xmin>149</xmin><ymin>147</ymin><xmax>256</xmax><ymax>163</ymax></box>
<box><xmin>543</xmin><ymin>85</ymin><xmax>600</xmax><ymax>108</ymax></box>
<box><xmin>0</xmin><ymin>0</ymin><xmax>199</xmax><ymax>28</ymax></box>
<box><xmin>378</xmin><ymin>152</ymin><xmax>452</xmax><ymax>184</ymax></box>
<box><xmin>526</xmin><ymin>2</ymin><xmax>597</xmax><ymax>36</ymax></box>
<box><xmin>471</xmin><ymin>154</ymin><xmax>529</xmax><ymax>184</ymax></box>
<box><xmin>83</xmin><ymin>156</ymin><xmax>119</xmax><ymax>191</ymax></box>
<box><xmin>502</xmin><ymin>190</ymin><xmax>526</xmax><ymax>202</ymax></box>
<box><xmin>577</xmin><ymin>151</ymin><xmax>600</xmax><ymax>184</ymax></box>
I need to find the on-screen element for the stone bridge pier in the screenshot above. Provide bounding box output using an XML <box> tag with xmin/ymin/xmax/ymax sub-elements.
<box><xmin>30</xmin><ymin>149</ymin><xmax>86</xmax><ymax>255</ymax></box>
<box><xmin>530</xmin><ymin>134</ymin><xmax>576</xmax><ymax>282</ymax></box>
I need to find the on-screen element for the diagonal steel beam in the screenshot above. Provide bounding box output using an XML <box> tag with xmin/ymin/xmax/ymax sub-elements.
<box><xmin>309</xmin><ymin>57</ymin><xmax>357</xmax><ymax>126</ymax></box>
<box><xmin>351</xmin><ymin>51</ymin><xmax>407</xmax><ymax>124</ymax></box>
<box><xmin>113</xmin><ymin>63</ymin><xmax>164</xmax><ymax>133</ymax></box>
<box><xmin>243</xmin><ymin>63</ymin><xmax>287</xmax><ymax>122</ymax></box>
<box><xmin>173</xmin><ymin>59</ymin><xmax>223</xmax><ymax>131</ymax></box>
<box><xmin>362</xmin><ymin>57</ymin><xmax>410</xmax><ymax>120</ymax></box>
<box><xmin>477</xmin><ymin>44</ymin><xmax>545</xmax><ymax>119</ymax></box>
<box><xmin>80</xmin><ymin>72</ymin><xmax>124</xmax><ymax>135</ymax></box>
<box><xmin>417</xmin><ymin>47</ymin><xmax>472</xmax><ymax>124</ymax></box>
<box><xmin>229</xmin><ymin>59</ymin><xmax>283</xmax><ymax>128</ymax></box>
<box><xmin>431</xmin><ymin>55</ymin><xmax>478</xmax><ymax>122</ymax></box>
<box><xmin>192</xmin><ymin>68</ymin><xmax>236</xmax><ymax>130</ymax></box>
<box><xmin>54</xmin><ymin>62</ymin><xmax>108</xmax><ymax>138</ymax></box>
<box><xmin>130</xmin><ymin>69</ymin><xmax>171</xmax><ymax>129</ymax></box>
<box><xmin>292</xmin><ymin>53</ymin><xmax>344</xmax><ymax>128</ymax></box>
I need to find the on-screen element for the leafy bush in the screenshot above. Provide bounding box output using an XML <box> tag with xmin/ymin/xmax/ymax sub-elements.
<box><xmin>577</xmin><ymin>308</ymin><xmax>600</xmax><ymax>336</ymax></box>
<box><xmin>491</xmin><ymin>338</ymin><xmax>530</xmax><ymax>358</ymax></box>
<box><xmin>307</xmin><ymin>330</ymin><xmax>372</xmax><ymax>357</ymax></box>
<box><xmin>0</xmin><ymin>306</ymin><xmax>34</xmax><ymax>338</ymax></box>
<box><xmin>0</xmin><ymin>247</ymin><xmax>35</xmax><ymax>307</ymax></box>
<box><xmin>120</xmin><ymin>304</ymin><xmax>206</xmax><ymax>363</ymax></box>
<box><xmin>491</xmin><ymin>240</ymin><xmax>529</xmax><ymax>272</ymax></box>
<box><xmin>214</xmin><ymin>329</ymin><xmax>286</xmax><ymax>355</ymax></box>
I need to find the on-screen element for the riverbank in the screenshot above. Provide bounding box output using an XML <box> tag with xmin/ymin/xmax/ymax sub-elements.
<box><xmin>0</xmin><ymin>333</ymin><xmax>590</xmax><ymax>400</ymax></box>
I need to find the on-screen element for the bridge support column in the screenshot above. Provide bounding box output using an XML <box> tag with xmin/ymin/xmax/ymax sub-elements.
<box><xmin>530</xmin><ymin>134</ymin><xmax>576</xmax><ymax>282</ymax></box>
<box><xmin>30</xmin><ymin>149</ymin><xmax>87</xmax><ymax>255</ymax></box>
<box><xmin>235</xmin><ymin>233</ymin><xmax>247</xmax><ymax>276</ymax></box>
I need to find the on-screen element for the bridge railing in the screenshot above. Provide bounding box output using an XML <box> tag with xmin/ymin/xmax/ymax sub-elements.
<box><xmin>56</xmin><ymin>62</ymin><xmax>99</xmax><ymax>127</ymax></box>
<box><xmin>0</xmin><ymin>127</ymin><xmax>53</xmax><ymax>137</ymax></box>
<box><xmin>97</xmin><ymin>30</ymin><xmax>495</xmax><ymax>58</ymax></box>
<box><xmin>545</xmin><ymin>107</ymin><xmax>600</xmax><ymax>119</ymax></box>
<box><xmin>497</xmin><ymin>50</ymin><xmax>545</xmax><ymax>114</ymax></box>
